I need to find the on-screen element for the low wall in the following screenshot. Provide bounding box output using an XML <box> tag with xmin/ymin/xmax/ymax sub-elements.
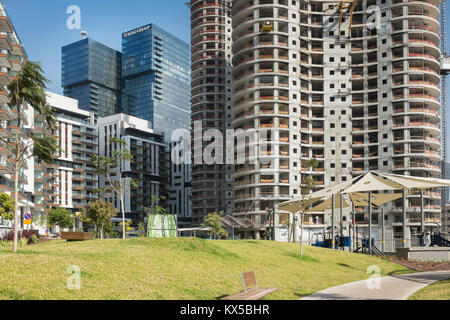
<box><xmin>397</xmin><ymin>247</ymin><xmax>450</xmax><ymax>262</ymax></box>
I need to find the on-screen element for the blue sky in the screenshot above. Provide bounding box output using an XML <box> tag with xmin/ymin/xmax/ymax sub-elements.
<box><xmin>2</xmin><ymin>0</ymin><xmax>191</xmax><ymax>93</ymax></box>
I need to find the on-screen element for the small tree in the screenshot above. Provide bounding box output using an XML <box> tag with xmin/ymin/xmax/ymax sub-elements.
<box><xmin>298</xmin><ymin>159</ymin><xmax>319</xmax><ymax>257</ymax></box>
<box><xmin>80</xmin><ymin>200</ymin><xmax>117</xmax><ymax>239</ymax></box>
<box><xmin>47</xmin><ymin>207</ymin><xmax>73</xmax><ymax>232</ymax></box>
<box><xmin>202</xmin><ymin>211</ymin><xmax>228</xmax><ymax>240</ymax></box>
<box><xmin>119</xmin><ymin>220</ymin><xmax>133</xmax><ymax>238</ymax></box>
<box><xmin>92</xmin><ymin>137</ymin><xmax>137</xmax><ymax>239</ymax></box>
<box><xmin>6</xmin><ymin>61</ymin><xmax>58</xmax><ymax>252</ymax></box>
<box><xmin>0</xmin><ymin>193</ymin><xmax>15</xmax><ymax>221</ymax></box>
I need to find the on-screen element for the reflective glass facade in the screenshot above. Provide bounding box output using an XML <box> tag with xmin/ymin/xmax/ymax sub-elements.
<box><xmin>122</xmin><ymin>24</ymin><xmax>191</xmax><ymax>138</ymax></box>
<box><xmin>62</xmin><ymin>38</ymin><xmax>122</xmax><ymax>118</ymax></box>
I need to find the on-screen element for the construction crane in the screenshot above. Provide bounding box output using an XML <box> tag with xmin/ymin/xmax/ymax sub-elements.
<box><xmin>324</xmin><ymin>0</ymin><xmax>358</xmax><ymax>38</ymax></box>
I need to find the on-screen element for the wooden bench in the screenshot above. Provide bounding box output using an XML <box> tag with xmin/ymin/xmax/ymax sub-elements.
<box><xmin>221</xmin><ymin>271</ymin><xmax>279</xmax><ymax>300</ymax></box>
<box><xmin>61</xmin><ymin>232</ymin><xmax>95</xmax><ymax>241</ymax></box>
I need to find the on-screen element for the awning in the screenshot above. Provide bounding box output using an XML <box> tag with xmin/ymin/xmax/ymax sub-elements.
<box><xmin>349</xmin><ymin>192</ymin><xmax>404</xmax><ymax>207</ymax></box>
<box><xmin>308</xmin><ymin>176</ymin><xmax>359</xmax><ymax>199</ymax></box>
<box><xmin>378</xmin><ymin>172</ymin><xmax>450</xmax><ymax>189</ymax></box>
<box><xmin>307</xmin><ymin>195</ymin><xmax>350</xmax><ymax>213</ymax></box>
<box><xmin>342</xmin><ymin>172</ymin><xmax>405</xmax><ymax>194</ymax></box>
<box><xmin>278</xmin><ymin>195</ymin><xmax>323</xmax><ymax>214</ymax></box>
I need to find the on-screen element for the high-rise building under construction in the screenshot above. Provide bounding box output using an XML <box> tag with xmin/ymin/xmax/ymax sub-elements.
<box><xmin>191</xmin><ymin>0</ymin><xmax>444</xmax><ymax>246</ymax></box>
<box><xmin>189</xmin><ymin>0</ymin><xmax>235</xmax><ymax>225</ymax></box>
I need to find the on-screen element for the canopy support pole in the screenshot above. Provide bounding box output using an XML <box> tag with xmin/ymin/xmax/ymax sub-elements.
<box><xmin>421</xmin><ymin>189</ymin><xmax>425</xmax><ymax>246</ymax></box>
<box><xmin>382</xmin><ymin>207</ymin><xmax>385</xmax><ymax>253</ymax></box>
<box><xmin>369</xmin><ymin>190</ymin><xmax>372</xmax><ymax>255</ymax></box>
<box><xmin>352</xmin><ymin>203</ymin><xmax>356</xmax><ymax>252</ymax></box>
<box><xmin>403</xmin><ymin>189</ymin><xmax>407</xmax><ymax>248</ymax></box>
<box><xmin>332</xmin><ymin>194</ymin><xmax>335</xmax><ymax>250</ymax></box>
<box><xmin>340</xmin><ymin>192</ymin><xmax>344</xmax><ymax>240</ymax></box>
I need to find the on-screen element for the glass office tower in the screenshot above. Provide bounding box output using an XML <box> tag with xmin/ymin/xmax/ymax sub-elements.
<box><xmin>62</xmin><ymin>38</ymin><xmax>122</xmax><ymax>118</ymax></box>
<box><xmin>122</xmin><ymin>24</ymin><xmax>191</xmax><ymax>138</ymax></box>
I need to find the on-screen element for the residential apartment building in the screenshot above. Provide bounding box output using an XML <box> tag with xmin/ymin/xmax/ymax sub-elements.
<box><xmin>98</xmin><ymin>114</ymin><xmax>169</xmax><ymax>223</ymax></box>
<box><xmin>0</xmin><ymin>1</ymin><xmax>30</xmax><ymax>233</ymax></box>
<box><xmin>190</xmin><ymin>0</ymin><xmax>235</xmax><ymax>225</ymax></box>
<box><xmin>62</xmin><ymin>38</ymin><xmax>122</xmax><ymax>118</ymax></box>
<box><xmin>169</xmin><ymin>139</ymin><xmax>192</xmax><ymax>226</ymax></box>
<box><xmin>227</xmin><ymin>0</ymin><xmax>444</xmax><ymax>247</ymax></box>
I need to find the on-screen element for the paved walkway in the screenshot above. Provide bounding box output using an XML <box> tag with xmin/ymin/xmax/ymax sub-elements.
<box><xmin>301</xmin><ymin>271</ymin><xmax>450</xmax><ymax>300</ymax></box>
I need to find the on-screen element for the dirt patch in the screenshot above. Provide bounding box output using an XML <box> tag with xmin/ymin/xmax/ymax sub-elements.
<box><xmin>383</xmin><ymin>256</ymin><xmax>450</xmax><ymax>272</ymax></box>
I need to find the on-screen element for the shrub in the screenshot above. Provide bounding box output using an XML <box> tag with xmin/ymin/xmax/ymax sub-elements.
<box><xmin>0</xmin><ymin>230</ymin><xmax>40</xmax><ymax>245</ymax></box>
<box><xmin>29</xmin><ymin>234</ymin><xmax>40</xmax><ymax>245</ymax></box>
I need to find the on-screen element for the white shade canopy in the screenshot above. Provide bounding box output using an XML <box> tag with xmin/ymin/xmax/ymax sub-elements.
<box><xmin>342</xmin><ymin>172</ymin><xmax>404</xmax><ymax>194</ymax></box>
<box><xmin>307</xmin><ymin>195</ymin><xmax>350</xmax><ymax>213</ymax></box>
<box><xmin>278</xmin><ymin>171</ymin><xmax>450</xmax><ymax>214</ymax></box>
<box><xmin>378</xmin><ymin>173</ymin><xmax>450</xmax><ymax>189</ymax></box>
<box><xmin>349</xmin><ymin>192</ymin><xmax>404</xmax><ymax>207</ymax></box>
<box><xmin>278</xmin><ymin>195</ymin><xmax>323</xmax><ymax>214</ymax></box>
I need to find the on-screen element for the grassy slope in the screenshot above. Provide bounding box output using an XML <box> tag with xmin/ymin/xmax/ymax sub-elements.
<box><xmin>0</xmin><ymin>238</ymin><xmax>411</xmax><ymax>300</ymax></box>
<box><xmin>409</xmin><ymin>279</ymin><xmax>450</xmax><ymax>300</ymax></box>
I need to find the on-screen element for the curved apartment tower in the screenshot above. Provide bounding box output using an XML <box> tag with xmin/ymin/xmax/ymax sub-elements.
<box><xmin>232</xmin><ymin>0</ymin><xmax>302</xmax><ymax>229</ymax></box>
<box><xmin>190</xmin><ymin>0</ymin><xmax>234</xmax><ymax>224</ymax></box>
<box><xmin>231</xmin><ymin>0</ymin><xmax>442</xmax><ymax>244</ymax></box>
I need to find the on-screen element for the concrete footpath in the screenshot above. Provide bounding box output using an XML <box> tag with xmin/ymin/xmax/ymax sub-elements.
<box><xmin>301</xmin><ymin>271</ymin><xmax>450</xmax><ymax>300</ymax></box>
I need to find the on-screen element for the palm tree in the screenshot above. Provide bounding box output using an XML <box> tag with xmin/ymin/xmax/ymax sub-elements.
<box><xmin>6</xmin><ymin>61</ymin><xmax>57</xmax><ymax>252</ymax></box>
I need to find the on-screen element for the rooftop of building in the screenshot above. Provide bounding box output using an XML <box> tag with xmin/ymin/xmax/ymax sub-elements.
<box><xmin>122</xmin><ymin>23</ymin><xmax>189</xmax><ymax>48</ymax></box>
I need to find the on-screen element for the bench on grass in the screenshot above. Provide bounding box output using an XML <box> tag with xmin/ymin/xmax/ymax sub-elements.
<box><xmin>221</xmin><ymin>271</ymin><xmax>279</xmax><ymax>300</ymax></box>
<box><xmin>61</xmin><ymin>232</ymin><xmax>95</xmax><ymax>241</ymax></box>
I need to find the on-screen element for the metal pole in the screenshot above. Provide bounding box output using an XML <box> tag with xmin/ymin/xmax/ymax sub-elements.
<box><xmin>331</xmin><ymin>194</ymin><xmax>335</xmax><ymax>249</ymax></box>
<box><xmin>421</xmin><ymin>189</ymin><xmax>425</xmax><ymax>245</ymax></box>
<box><xmin>382</xmin><ymin>207</ymin><xmax>385</xmax><ymax>253</ymax></box>
<box><xmin>272</xmin><ymin>204</ymin><xmax>276</xmax><ymax>241</ymax></box>
<box><xmin>340</xmin><ymin>193</ymin><xmax>343</xmax><ymax>237</ymax></box>
<box><xmin>292</xmin><ymin>213</ymin><xmax>296</xmax><ymax>243</ymax></box>
<box><xmin>368</xmin><ymin>190</ymin><xmax>372</xmax><ymax>254</ymax></box>
<box><xmin>352</xmin><ymin>203</ymin><xmax>356</xmax><ymax>252</ymax></box>
<box><xmin>403</xmin><ymin>189</ymin><xmax>408</xmax><ymax>248</ymax></box>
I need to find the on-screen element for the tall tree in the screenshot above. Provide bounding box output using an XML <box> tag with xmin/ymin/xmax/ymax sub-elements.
<box><xmin>5</xmin><ymin>61</ymin><xmax>57</xmax><ymax>253</ymax></box>
<box><xmin>92</xmin><ymin>137</ymin><xmax>137</xmax><ymax>239</ymax></box>
<box><xmin>80</xmin><ymin>200</ymin><xmax>117</xmax><ymax>239</ymax></box>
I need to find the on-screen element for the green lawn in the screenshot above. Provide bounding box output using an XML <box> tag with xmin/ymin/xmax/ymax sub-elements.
<box><xmin>409</xmin><ymin>279</ymin><xmax>450</xmax><ymax>300</ymax></box>
<box><xmin>0</xmin><ymin>238</ymin><xmax>412</xmax><ymax>300</ymax></box>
